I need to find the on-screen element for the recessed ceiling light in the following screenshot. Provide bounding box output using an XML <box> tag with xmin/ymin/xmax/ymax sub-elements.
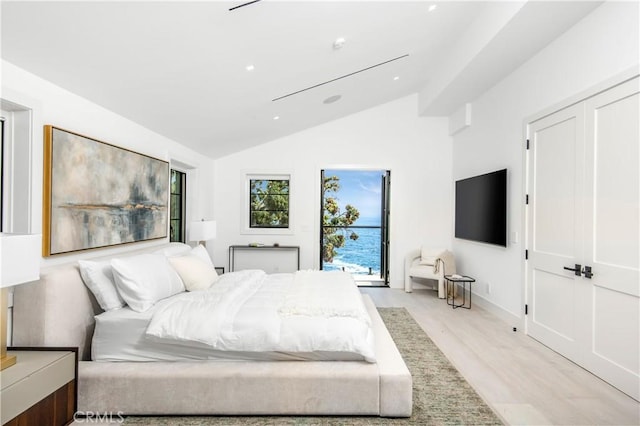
<box><xmin>323</xmin><ymin>95</ymin><xmax>342</xmax><ymax>104</ymax></box>
<box><xmin>393</xmin><ymin>76</ymin><xmax>400</xmax><ymax>81</ymax></box>
<box><xmin>428</xmin><ymin>4</ymin><xmax>437</xmax><ymax>12</ymax></box>
<box><xmin>273</xmin><ymin>115</ymin><xmax>280</xmax><ymax>120</ymax></box>
<box><xmin>333</xmin><ymin>37</ymin><xmax>346</xmax><ymax>50</ymax></box>
<box><xmin>246</xmin><ymin>64</ymin><xmax>255</xmax><ymax>71</ymax></box>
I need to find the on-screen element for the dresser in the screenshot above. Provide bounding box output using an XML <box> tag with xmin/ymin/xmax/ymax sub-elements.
<box><xmin>1</xmin><ymin>348</ymin><xmax>77</xmax><ymax>425</ymax></box>
<box><xmin>229</xmin><ymin>245</ymin><xmax>300</xmax><ymax>273</ymax></box>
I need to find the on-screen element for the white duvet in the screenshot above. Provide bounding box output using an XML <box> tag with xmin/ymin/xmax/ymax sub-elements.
<box><xmin>145</xmin><ymin>270</ymin><xmax>376</xmax><ymax>362</ymax></box>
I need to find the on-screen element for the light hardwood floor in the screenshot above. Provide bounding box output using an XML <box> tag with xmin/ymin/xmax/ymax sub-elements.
<box><xmin>361</xmin><ymin>286</ymin><xmax>640</xmax><ymax>426</ymax></box>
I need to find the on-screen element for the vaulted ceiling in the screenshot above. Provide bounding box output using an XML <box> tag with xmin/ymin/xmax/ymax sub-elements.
<box><xmin>1</xmin><ymin>1</ymin><xmax>600</xmax><ymax>158</ymax></box>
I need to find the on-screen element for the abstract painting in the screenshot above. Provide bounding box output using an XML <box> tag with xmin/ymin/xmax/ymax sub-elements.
<box><xmin>43</xmin><ymin>126</ymin><xmax>169</xmax><ymax>256</ymax></box>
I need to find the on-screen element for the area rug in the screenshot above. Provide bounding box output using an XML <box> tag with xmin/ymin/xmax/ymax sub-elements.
<box><xmin>124</xmin><ymin>308</ymin><xmax>503</xmax><ymax>425</ymax></box>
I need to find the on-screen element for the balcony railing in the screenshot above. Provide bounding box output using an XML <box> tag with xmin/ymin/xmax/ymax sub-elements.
<box><xmin>321</xmin><ymin>225</ymin><xmax>382</xmax><ymax>277</ymax></box>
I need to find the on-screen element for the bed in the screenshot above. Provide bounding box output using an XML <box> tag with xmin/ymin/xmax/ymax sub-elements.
<box><xmin>12</xmin><ymin>243</ymin><xmax>412</xmax><ymax>417</ymax></box>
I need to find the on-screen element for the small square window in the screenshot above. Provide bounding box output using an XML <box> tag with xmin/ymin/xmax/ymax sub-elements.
<box><xmin>250</xmin><ymin>178</ymin><xmax>289</xmax><ymax>228</ymax></box>
<box><xmin>243</xmin><ymin>173</ymin><xmax>293</xmax><ymax>235</ymax></box>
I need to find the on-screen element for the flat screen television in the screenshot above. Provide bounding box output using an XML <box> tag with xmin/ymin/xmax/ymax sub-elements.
<box><xmin>455</xmin><ymin>169</ymin><xmax>507</xmax><ymax>247</ymax></box>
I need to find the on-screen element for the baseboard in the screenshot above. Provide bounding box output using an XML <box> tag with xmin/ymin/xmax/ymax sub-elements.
<box><xmin>471</xmin><ymin>292</ymin><xmax>522</xmax><ymax>329</ymax></box>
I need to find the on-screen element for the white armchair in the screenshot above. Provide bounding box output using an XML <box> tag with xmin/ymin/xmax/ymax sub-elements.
<box><xmin>404</xmin><ymin>248</ymin><xmax>456</xmax><ymax>298</ymax></box>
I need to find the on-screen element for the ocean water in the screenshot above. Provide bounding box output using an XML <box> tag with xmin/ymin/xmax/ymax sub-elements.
<box><xmin>323</xmin><ymin>227</ymin><xmax>382</xmax><ymax>276</ymax></box>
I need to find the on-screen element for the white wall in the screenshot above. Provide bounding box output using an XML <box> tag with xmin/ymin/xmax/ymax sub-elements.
<box><xmin>450</xmin><ymin>1</ymin><xmax>639</xmax><ymax>320</ymax></box>
<box><xmin>213</xmin><ymin>94</ymin><xmax>452</xmax><ymax>288</ymax></box>
<box><xmin>1</xmin><ymin>60</ymin><xmax>216</xmax><ymax>266</ymax></box>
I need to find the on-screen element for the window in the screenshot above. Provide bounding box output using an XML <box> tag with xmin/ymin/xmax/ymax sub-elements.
<box><xmin>242</xmin><ymin>172</ymin><xmax>293</xmax><ymax>235</ymax></box>
<box><xmin>0</xmin><ymin>103</ymin><xmax>33</xmax><ymax>234</ymax></box>
<box><xmin>170</xmin><ymin>169</ymin><xmax>186</xmax><ymax>242</ymax></box>
<box><xmin>250</xmin><ymin>178</ymin><xmax>289</xmax><ymax>228</ymax></box>
<box><xmin>0</xmin><ymin>117</ymin><xmax>4</xmax><ymax>232</ymax></box>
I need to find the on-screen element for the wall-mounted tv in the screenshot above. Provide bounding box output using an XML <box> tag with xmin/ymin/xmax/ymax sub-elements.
<box><xmin>455</xmin><ymin>169</ymin><xmax>507</xmax><ymax>247</ymax></box>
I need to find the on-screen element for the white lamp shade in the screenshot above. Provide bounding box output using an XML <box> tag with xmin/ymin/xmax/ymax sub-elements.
<box><xmin>0</xmin><ymin>233</ymin><xmax>41</xmax><ymax>288</ymax></box>
<box><xmin>189</xmin><ymin>221</ymin><xmax>216</xmax><ymax>242</ymax></box>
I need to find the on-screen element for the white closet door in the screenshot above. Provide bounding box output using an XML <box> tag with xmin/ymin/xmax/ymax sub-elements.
<box><xmin>527</xmin><ymin>103</ymin><xmax>587</xmax><ymax>363</ymax></box>
<box><xmin>582</xmin><ymin>77</ymin><xmax>639</xmax><ymax>400</ymax></box>
<box><xmin>526</xmin><ymin>76</ymin><xmax>639</xmax><ymax>401</ymax></box>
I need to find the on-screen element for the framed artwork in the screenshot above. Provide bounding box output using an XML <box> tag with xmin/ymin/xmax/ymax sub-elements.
<box><xmin>43</xmin><ymin>126</ymin><xmax>169</xmax><ymax>256</ymax></box>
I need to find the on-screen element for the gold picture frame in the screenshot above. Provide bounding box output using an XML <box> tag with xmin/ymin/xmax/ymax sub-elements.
<box><xmin>43</xmin><ymin>126</ymin><xmax>169</xmax><ymax>256</ymax></box>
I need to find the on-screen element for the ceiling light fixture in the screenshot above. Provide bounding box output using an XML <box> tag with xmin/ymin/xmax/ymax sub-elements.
<box><xmin>323</xmin><ymin>95</ymin><xmax>342</xmax><ymax>104</ymax></box>
<box><xmin>246</xmin><ymin>64</ymin><xmax>255</xmax><ymax>71</ymax></box>
<box><xmin>273</xmin><ymin>116</ymin><xmax>280</xmax><ymax>120</ymax></box>
<box><xmin>428</xmin><ymin>4</ymin><xmax>437</xmax><ymax>12</ymax></box>
<box><xmin>333</xmin><ymin>37</ymin><xmax>346</xmax><ymax>50</ymax></box>
<box><xmin>393</xmin><ymin>76</ymin><xmax>400</xmax><ymax>81</ymax></box>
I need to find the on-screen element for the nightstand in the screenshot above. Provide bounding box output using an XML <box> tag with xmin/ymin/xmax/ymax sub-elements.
<box><xmin>1</xmin><ymin>347</ymin><xmax>77</xmax><ymax>426</ymax></box>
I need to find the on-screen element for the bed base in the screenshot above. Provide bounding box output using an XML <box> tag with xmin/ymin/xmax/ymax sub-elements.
<box><xmin>12</xmin><ymin>246</ymin><xmax>412</xmax><ymax>417</ymax></box>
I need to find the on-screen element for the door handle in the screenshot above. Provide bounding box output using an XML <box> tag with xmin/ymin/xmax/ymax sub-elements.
<box><xmin>563</xmin><ymin>264</ymin><xmax>582</xmax><ymax>276</ymax></box>
<box><xmin>582</xmin><ymin>266</ymin><xmax>594</xmax><ymax>279</ymax></box>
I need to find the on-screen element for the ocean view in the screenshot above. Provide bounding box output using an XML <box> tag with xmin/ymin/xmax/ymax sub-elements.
<box><xmin>321</xmin><ymin>169</ymin><xmax>388</xmax><ymax>278</ymax></box>
<box><xmin>323</xmin><ymin>226</ymin><xmax>382</xmax><ymax>276</ymax></box>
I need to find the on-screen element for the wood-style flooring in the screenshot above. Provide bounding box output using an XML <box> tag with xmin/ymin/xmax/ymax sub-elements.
<box><xmin>361</xmin><ymin>286</ymin><xmax>640</xmax><ymax>426</ymax></box>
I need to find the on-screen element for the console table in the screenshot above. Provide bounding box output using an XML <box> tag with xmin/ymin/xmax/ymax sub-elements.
<box><xmin>229</xmin><ymin>245</ymin><xmax>300</xmax><ymax>274</ymax></box>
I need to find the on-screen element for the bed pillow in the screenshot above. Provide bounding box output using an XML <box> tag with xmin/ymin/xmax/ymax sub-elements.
<box><xmin>153</xmin><ymin>242</ymin><xmax>192</xmax><ymax>257</ymax></box>
<box><xmin>111</xmin><ymin>254</ymin><xmax>185</xmax><ymax>312</ymax></box>
<box><xmin>168</xmin><ymin>253</ymin><xmax>219</xmax><ymax>291</ymax></box>
<box><xmin>156</xmin><ymin>242</ymin><xmax>213</xmax><ymax>266</ymax></box>
<box><xmin>78</xmin><ymin>259</ymin><xmax>126</xmax><ymax>311</ymax></box>
<box><xmin>190</xmin><ymin>244</ymin><xmax>214</xmax><ymax>266</ymax></box>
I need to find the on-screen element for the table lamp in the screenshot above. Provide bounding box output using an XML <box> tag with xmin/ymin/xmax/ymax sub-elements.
<box><xmin>0</xmin><ymin>233</ymin><xmax>41</xmax><ymax>370</ymax></box>
<box><xmin>189</xmin><ymin>220</ymin><xmax>216</xmax><ymax>247</ymax></box>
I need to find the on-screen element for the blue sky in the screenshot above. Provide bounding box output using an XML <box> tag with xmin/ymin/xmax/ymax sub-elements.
<box><xmin>324</xmin><ymin>169</ymin><xmax>385</xmax><ymax>225</ymax></box>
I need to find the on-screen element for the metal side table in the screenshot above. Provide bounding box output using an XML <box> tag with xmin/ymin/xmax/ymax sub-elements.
<box><xmin>445</xmin><ymin>275</ymin><xmax>476</xmax><ymax>309</ymax></box>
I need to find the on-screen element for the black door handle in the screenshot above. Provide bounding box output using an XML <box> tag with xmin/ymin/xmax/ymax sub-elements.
<box><xmin>582</xmin><ymin>266</ymin><xmax>594</xmax><ymax>279</ymax></box>
<box><xmin>563</xmin><ymin>264</ymin><xmax>582</xmax><ymax>276</ymax></box>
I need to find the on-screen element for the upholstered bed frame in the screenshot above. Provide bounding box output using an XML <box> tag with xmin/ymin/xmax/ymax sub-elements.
<box><xmin>12</xmin><ymin>245</ymin><xmax>412</xmax><ymax>417</ymax></box>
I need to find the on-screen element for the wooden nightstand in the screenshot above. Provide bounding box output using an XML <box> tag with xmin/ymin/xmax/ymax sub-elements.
<box><xmin>1</xmin><ymin>347</ymin><xmax>77</xmax><ymax>426</ymax></box>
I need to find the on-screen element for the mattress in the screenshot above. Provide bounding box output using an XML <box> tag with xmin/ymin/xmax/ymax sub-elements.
<box><xmin>92</xmin><ymin>270</ymin><xmax>375</xmax><ymax>362</ymax></box>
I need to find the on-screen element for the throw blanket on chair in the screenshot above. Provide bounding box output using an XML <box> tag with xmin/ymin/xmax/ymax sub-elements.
<box><xmin>419</xmin><ymin>248</ymin><xmax>456</xmax><ymax>276</ymax></box>
<box><xmin>419</xmin><ymin>248</ymin><xmax>457</xmax><ymax>297</ymax></box>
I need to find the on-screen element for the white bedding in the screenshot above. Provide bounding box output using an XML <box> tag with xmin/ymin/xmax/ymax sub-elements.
<box><xmin>92</xmin><ymin>270</ymin><xmax>376</xmax><ymax>362</ymax></box>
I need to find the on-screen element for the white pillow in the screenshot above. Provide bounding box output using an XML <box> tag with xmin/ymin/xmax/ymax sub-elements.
<box><xmin>190</xmin><ymin>244</ymin><xmax>214</xmax><ymax>266</ymax></box>
<box><xmin>111</xmin><ymin>254</ymin><xmax>185</xmax><ymax>312</ymax></box>
<box><xmin>154</xmin><ymin>242</ymin><xmax>192</xmax><ymax>257</ymax></box>
<box><xmin>156</xmin><ymin>243</ymin><xmax>213</xmax><ymax>265</ymax></box>
<box><xmin>78</xmin><ymin>260</ymin><xmax>126</xmax><ymax>311</ymax></box>
<box><xmin>169</xmin><ymin>253</ymin><xmax>219</xmax><ymax>291</ymax></box>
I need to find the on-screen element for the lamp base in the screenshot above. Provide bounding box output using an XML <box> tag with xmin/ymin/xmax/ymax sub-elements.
<box><xmin>1</xmin><ymin>353</ymin><xmax>16</xmax><ymax>370</ymax></box>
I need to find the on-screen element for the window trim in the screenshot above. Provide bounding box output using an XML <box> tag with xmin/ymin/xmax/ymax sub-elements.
<box><xmin>242</xmin><ymin>172</ymin><xmax>294</xmax><ymax>235</ymax></box>
<box><xmin>1</xmin><ymin>117</ymin><xmax>5</xmax><ymax>232</ymax></box>
<box><xmin>169</xmin><ymin>168</ymin><xmax>187</xmax><ymax>243</ymax></box>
